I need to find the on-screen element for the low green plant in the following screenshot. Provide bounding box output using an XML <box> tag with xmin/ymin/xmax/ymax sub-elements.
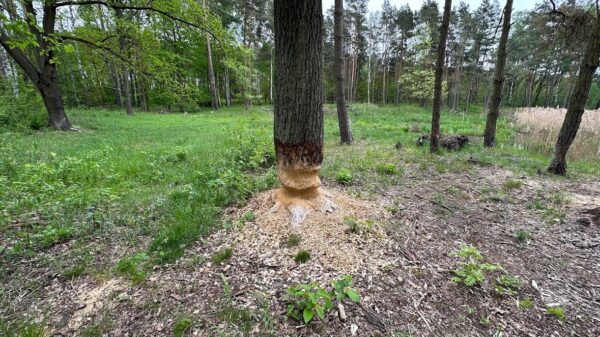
<box><xmin>375</xmin><ymin>163</ymin><xmax>397</xmax><ymax>175</ymax></box>
<box><xmin>335</xmin><ymin>169</ymin><xmax>353</xmax><ymax>185</ymax></box>
<box><xmin>0</xmin><ymin>319</ymin><xmax>45</xmax><ymax>337</ymax></box>
<box><xmin>343</xmin><ymin>216</ymin><xmax>374</xmax><ymax>234</ymax></box>
<box><xmin>515</xmin><ymin>230</ymin><xmax>533</xmax><ymax>243</ymax></box>
<box><xmin>240</xmin><ymin>211</ymin><xmax>256</xmax><ymax>223</ymax></box>
<box><xmin>495</xmin><ymin>274</ymin><xmax>522</xmax><ymax>296</ymax></box>
<box><xmin>286</xmin><ymin>233</ymin><xmax>302</xmax><ymax>247</ymax></box>
<box><xmin>451</xmin><ymin>245</ymin><xmax>502</xmax><ymax>287</ymax></box>
<box><xmin>287</xmin><ymin>283</ymin><xmax>334</xmax><ymax>324</ymax></box>
<box><xmin>217</xmin><ymin>274</ymin><xmax>253</xmax><ymax>331</ymax></box>
<box><xmin>546</xmin><ymin>306</ymin><xmax>566</xmax><ymax>323</ymax></box>
<box><xmin>173</xmin><ymin>317</ymin><xmax>193</xmax><ymax>337</ymax></box>
<box><xmin>286</xmin><ymin>276</ymin><xmax>361</xmax><ymax>324</ymax></box>
<box><xmin>502</xmin><ymin>179</ymin><xmax>523</xmax><ymax>190</ymax></box>
<box><xmin>116</xmin><ymin>252</ymin><xmax>150</xmax><ymax>283</ymax></box>
<box><xmin>518</xmin><ymin>297</ymin><xmax>534</xmax><ymax>309</ymax></box>
<box><xmin>212</xmin><ymin>247</ymin><xmax>233</xmax><ymax>264</ymax></box>
<box><xmin>294</xmin><ymin>250</ymin><xmax>311</xmax><ymax>264</ymax></box>
<box><xmin>332</xmin><ymin>275</ymin><xmax>361</xmax><ymax>302</ymax></box>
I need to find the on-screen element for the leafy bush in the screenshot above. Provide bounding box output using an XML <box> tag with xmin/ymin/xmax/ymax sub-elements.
<box><xmin>287</xmin><ymin>283</ymin><xmax>334</xmax><ymax>324</ymax></box>
<box><xmin>0</xmin><ymin>81</ymin><xmax>46</xmax><ymax>131</ymax></box>
<box><xmin>451</xmin><ymin>245</ymin><xmax>502</xmax><ymax>287</ymax></box>
<box><xmin>287</xmin><ymin>276</ymin><xmax>361</xmax><ymax>324</ymax></box>
<box><xmin>332</xmin><ymin>275</ymin><xmax>360</xmax><ymax>302</ymax></box>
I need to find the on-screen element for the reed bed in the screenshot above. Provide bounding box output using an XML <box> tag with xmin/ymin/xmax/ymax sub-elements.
<box><xmin>512</xmin><ymin>107</ymin><xmax>600</xmax><ymax>161</ymax></box>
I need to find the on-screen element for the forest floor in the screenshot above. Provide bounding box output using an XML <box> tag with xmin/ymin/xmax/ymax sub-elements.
<box><xmin>1</xmin><ymin>105</ymin><xmax>599</xmax><ymax>336</ymax></box>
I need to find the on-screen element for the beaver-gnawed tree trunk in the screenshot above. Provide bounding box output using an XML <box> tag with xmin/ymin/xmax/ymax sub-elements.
<box><xmin>548</xmin><ymin>14</ymin><xmax>600</xmax><ymax>175</ymax></box>
<box><xmin>483</xmin><ymin>0</ymin><xmax>513</xmax><ymax>147</ymax></box>
<box><xmin>334</xmin><ymin>0</ymin><xmax>353</xmax><ymax>144</ymax></box>
<box><xmin>430</xmin><ymin>0</ymin><xmax>452</xmax><ymax>152</ymax></box>
<box><xmin>272</xmin><ymin>0</ymin><xmax>334</xmax><ymax>228</ymax></box>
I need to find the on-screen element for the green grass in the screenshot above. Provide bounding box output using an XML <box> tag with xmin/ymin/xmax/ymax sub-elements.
<box><xmin>1</xmin><ymin>104</ymin><xmax>598</xmax><ymax>273</ymax></box>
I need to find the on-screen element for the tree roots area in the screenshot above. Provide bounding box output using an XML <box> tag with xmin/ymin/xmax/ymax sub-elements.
<box><xmin>3</xmin><ymin>165</ymin><xmax>600</xmax><ymax>336</ymax></box>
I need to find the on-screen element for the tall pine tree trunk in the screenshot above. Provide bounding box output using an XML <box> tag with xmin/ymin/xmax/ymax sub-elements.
<box><xmin>273</xmin><ymin>0</ymin><xmax>333</xmax><ymax>227</ymax></box>
<box><xmin>430</xmin><ymin>0</ymin><xmax>452</xmax><ymax>152</ymax></box>
<box><xmin>334</xmin><ymin>0</ymin><xmax>352</xmax><ymax>144</ymax></box>
<box><xmin>483</xmin><ymin>0</ymin><xmax>513</xmax><ymax>147</ymax></box>
<box><xmin>548</xmin><ymin>15</ymin><xmax>600</xmax><ymax>175</ymax></box>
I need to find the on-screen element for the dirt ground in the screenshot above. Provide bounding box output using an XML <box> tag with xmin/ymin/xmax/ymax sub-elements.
<box><xmin>2</xmin><ymin>163</ymin><xmax>599</xmax><ymax>336</ymax></box>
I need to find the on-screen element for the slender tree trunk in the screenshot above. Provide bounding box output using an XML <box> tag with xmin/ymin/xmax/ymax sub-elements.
<box><xmin>273</xmin><ymin>0</ymin><xmax>331</xmax><ymax>227</ymax></box>
<box><xmin>203</xmin><ymin>0</ymin><xmax>219</xmax><ymax>110</ymax></box>
<box><xmin>483</xmin><ymin>0</ymin><xmax>513</xmax><ymax>147</ymax></box>
<box><xmin>114</xmin><ymin>7</ymin><xmax>133</xmax><ymax>115</ymax></box>
<box><xmin>206</xmin><ymin>36</ymin><xmax>220</xmax><ymax>110</ymax></box>
<box><xmin>548</xmin><ymin>16</ymin><xmax>600</xmax><ymax>175</ymax></box>
<box><xmin>224</xmin><ymin>69</ymin><xmax>232</xmax><ymax>106</ymax></box>
<box><xmin>270</xmin><ymin>46</ymin><xmax>274</xmax><ymax>103</ymax></box>
<box><xmin>334</xmin><ymin>0</ymin><xmax>352</xmax><ymax>144</ymax></box>
<box><xmin>430</xmin><ymin>0</ymin><xmax>452</xmax><ymax>152</ymax></box>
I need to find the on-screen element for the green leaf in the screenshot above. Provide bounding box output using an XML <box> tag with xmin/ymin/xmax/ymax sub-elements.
<box><xmin>315</xmin><ymin>305</ymin><xmax>325</xmax><ymax>320</ymax></box>
<box><xmin>345</xmin><ymin>288</ymin><xmax>361</xmax><ymax>302</ymax></box>
<box><xmin>303</xmin><ymin>308</ymin><xmax>314</xmax><ymax>323</ymax></box>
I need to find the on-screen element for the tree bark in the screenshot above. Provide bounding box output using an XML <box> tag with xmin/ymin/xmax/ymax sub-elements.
<box><xmin>548</xmin><ymin>15</ymin><xmax>600</xmax><ymax>175</ymax></box>
<box><xmin>206</xmin><ymin>36</ymin><xmax>220</xmax><ymax>110</ymax></box>
<box><xmin>430</xmin><ymin>0</ymin><xmax>452</xmax><ymax>152</ymax></box>
<box><xmin>0</xmin><ymin>2</ymin><xmax>72</xmax><ymax>130</ymax></box>
<box><xmin>334</xmin><ymin>0</ymin><xmax>353</xmax><ymax>144</ymax></box>
<box><xmin>273</xmin><ymin>0</ymin><xmax>332</xmax><ymax>227</ymax></box>
<box><xmin>115</xmin><ymin>7</ymin><xmax>133</xmax><ymax>115</ymax></box>
<box><xmin>483</xmin><ymin>0</ymin><xmax>513</xmax><ymax>147</ymax></box>
<box><xmin>203</xmin><ymin>0</ymin><xmax>220</xmax><ymax>110</ymax></box>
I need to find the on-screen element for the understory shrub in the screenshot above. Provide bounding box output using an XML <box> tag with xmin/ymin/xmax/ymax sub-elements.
<box><xmin>0</xmin><ymin>82</ymin><xmax>46</xmax><ymax>131</ymax></box>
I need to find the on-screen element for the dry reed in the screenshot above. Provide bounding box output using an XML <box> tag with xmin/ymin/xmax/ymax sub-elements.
<box><xmin>512</xmin><ymin>107</ymin><xmax>600</xmax><ymax>162</ymax></box>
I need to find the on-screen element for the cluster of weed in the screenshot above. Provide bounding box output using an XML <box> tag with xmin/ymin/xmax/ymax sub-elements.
<box><xmin>0</xmin><ymin>147</ymin><xmax>120</xmax><ymax>256</ymax></box>
<box><xmin>515</xmin><ymin>230</ymin><xmax>533</xmax><ymax>244</ymax></box>
<box><xmin>451</xmin><ymin>245</ymin><xmax>502</xmax><ymax>287</ymax></box>
<box><xmin>502</xmin><ymin>179</ymin><xmax>523</xmax><ymax>190</ymax></box>
<box><xmin>343</xmin><ymin>216</ymin><xmax>374</xmax><ymax>235</ymax></box>
<box><xmin>212</xmin><ymin>247</ymin><xmax>233</xmax><ymax>264</ymax></box>
<box><xmin>116</xmin><ymin>252</ymin><xmax>150</xmax><ymax>283</ymax></box>
<box><xmin>286</xmin><ymin>234</ymin><xmax>302</xmax><ymax>247</ymax></box>
<box><xmin>294</xmin><ymin>250</ymin><xmax>311</xmax><ymax>263</ymax></box>
<box><xmin>495</xmin><ymin>274</ymin><xmax>523</xmax><ymax>296</ymax></box>
<box><xmin>335</xmin><ymin>169</ymin><xmax>353</xmax><ymax>185</ymax></box>
<box><xmin>546</xmin><ymin>306</ymin><xmax>566</xmax><ymax>323</ymax></box>
<box><xmin>150</xmin><ymin>136</ymin><xmax>277</xmax><ymax>263</ymax></box>
<box><xmin>286</xmin><ymin>275</ymin><xmax>360</xmax><ymax>324</ymax></box>
<box><xmin>375</xmin><ymin>163</ymin><xmax>398</xmax><ymax>175</ymax></box>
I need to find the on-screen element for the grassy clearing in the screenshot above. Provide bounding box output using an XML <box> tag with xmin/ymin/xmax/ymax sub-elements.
<box><xmin>1</xmin><ymin>104</ymin><xmax>597</xmax><ymax>277</ymax></box>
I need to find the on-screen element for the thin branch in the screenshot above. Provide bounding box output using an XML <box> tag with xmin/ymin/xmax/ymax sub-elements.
<box><xmin>52</xmin><ymin>0</ymin><xmax>221</xmax><ymax>42</ymax></box>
